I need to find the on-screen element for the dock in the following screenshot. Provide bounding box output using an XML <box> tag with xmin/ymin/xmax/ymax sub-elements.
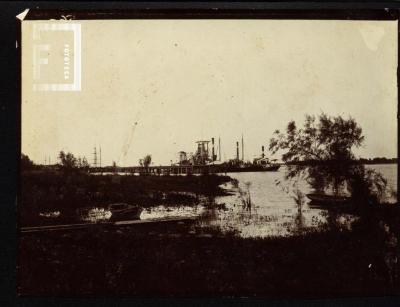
<box><xmin>89</xmin><ymin>165</ymin><xmax>225</xmax><ymax>175</ymax></box>
<box><xmin>20</xmin><ymin>216</ymin><xmax>197</xmax><ymax>233</ymax></box>
<box><xmin>88</xmin><ymin>163</ymin><xmax>280</xmax><ymax>175</ymax></box>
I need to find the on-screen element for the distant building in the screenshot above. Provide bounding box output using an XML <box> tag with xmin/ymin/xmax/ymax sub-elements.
<box><xmin>178</xmin><ymin>151</ymin><xmax>191</xmax><ymax>165</ymax></box>
<box><xmin>176</xmin><ymin>139</ymin><xmax>218</xmax><ymax>166</ymax></box>
<box><xmin>253</xmin><ymin>157</ymin><xmax>271</xmax><ymax>166</ymax></box>
<box><xmin>194</xmin><ymin>140</ymin><xmax>211</xmax><ymax>165</ymax></box>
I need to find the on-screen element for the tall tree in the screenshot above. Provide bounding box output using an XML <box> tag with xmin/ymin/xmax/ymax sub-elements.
<box><xmin>81</xmin><ymin>157</ymin><xmax>90</xmax><ymax>170</ymax></box>
<box><xmin>269</xmin><ymin>113</ymin><xmax>386</xmax><ymax>203</ymax></box>
<box><xmin>21</xmin><ymin>153</ymin><xmax>35</xmax><ymax>170</ymax></box>
<box><xmin>58</xmin><ymin>151</ymin><xmax>78</xmax><ymax>171</ymax></box>
<box><xmin>143</xmin><ymin>154</ymin><xmax>152</xmax><ymax>168</ymax></box>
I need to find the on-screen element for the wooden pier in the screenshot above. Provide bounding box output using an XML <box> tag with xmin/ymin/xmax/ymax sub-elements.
<box><xmin>20</xmin><ymin>216</ymin><xmax>197</xmax><ymax>233</ymax></box>
<box><xmin>88</xmin><ymin>163</ymin><xmax>280</xmax><ymax>175</ymax></box>
<box><xmin>89</xmin><ymin>164</ymin><xmax>226</xmax><ymax>175</ymax></box>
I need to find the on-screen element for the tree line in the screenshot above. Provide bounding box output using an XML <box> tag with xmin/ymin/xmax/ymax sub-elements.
<box><xmin>21</xmin><ymin>151</ymin><xmax>153</xmax><ymax>172</ymax></box>
<box><xmin>269</xmin><ymin>113</ymin><xmax>390</xmax><ymax>207</ymax></box>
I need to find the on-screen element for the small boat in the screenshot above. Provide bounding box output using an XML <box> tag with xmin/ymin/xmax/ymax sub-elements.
<box><xmin>108</xmin><ymin>203</ymin><xmax>143</xmax><ymax>220</ymax></box>
<box><xmin>251</xmin><ymin>157</ymin><xmax>280</xmax><ymax>172</ymax></box>
<box><xmin>306</xmin><ymin>193</ymin><xmax>351</xmax><ymax>206</ymax></box>
<box><xmin>223</xmin><ymin>164</ymin><xmax>280</xmax><ymax>173</ymax></box>
<box><xmin>261</xmin><ymin>164</ymin><xmax>280</xmax><ymax>171</ymax></box>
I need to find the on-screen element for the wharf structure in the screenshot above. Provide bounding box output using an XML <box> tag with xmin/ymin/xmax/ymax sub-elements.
<box><xmin>90</xmin><ymin>164</ymin><xmax>226</xmax><ymax>175</ymax></box>
<box><xmin>90</xmin><ymin>137</ymin><xmax>279</xmax><ymax>175</ymax></box>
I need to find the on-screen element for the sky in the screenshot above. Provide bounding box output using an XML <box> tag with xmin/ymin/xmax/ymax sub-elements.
<box><xmin>22</xmin><ymin>19</ymin><xmax>398</xmax><ymax>166</ymax></box>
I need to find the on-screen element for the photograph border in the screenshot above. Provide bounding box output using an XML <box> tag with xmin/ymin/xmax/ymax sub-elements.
<box><xmin>6</xmin><ymin>2</ymin><xmax>400</xmax><ymax>306</ymax></box>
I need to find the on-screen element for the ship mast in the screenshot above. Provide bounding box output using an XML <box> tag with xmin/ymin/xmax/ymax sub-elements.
<box><xmin>241</xmin><ymin>134</ymin><xmax>244</xmax><ymax>162</ymax></box>
<box><xmin>218</xmin><ymin>137</ymin><xmax>221</xmax><ymax>161</ymax></box>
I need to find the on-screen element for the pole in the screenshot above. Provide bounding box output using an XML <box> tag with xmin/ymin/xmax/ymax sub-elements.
<box><xmin>218</xmin><ymin>137</ymin><xmax>221</xmax><ymax>161</ymax></box>
<box><xmin>241</xmin><ymin>134</ymin><xmax>244</xmax><ymax>161</ymax></box>
<box><xmin>211</xmin><ymin>138</ymin><xmax>215</xmax><ymax>161</ymax></box>
<box><xmin>93</xmin><ymin>146</ymin><xmax>97</xmax><ymax>168</ymax></box>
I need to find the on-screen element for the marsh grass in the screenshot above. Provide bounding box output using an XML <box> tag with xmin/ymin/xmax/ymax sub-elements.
<box><xmin>17</xmin><ymin>217</ymin><xmax>400</xmax><ymax>297</ymax></box>
<box><xmin>19</xmin><ymin>171</ymin><xmax>232</xmax><ymax>227</ymax></box>
<box><xmin>232</xmin><ymin>179</ymin><xmax>253</xmax><ymax>211</ymax></box>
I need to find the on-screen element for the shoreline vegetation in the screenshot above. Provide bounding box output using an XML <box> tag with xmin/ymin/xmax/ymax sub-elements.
<box><xmin>19</xmin><ymin>170</ymin><xmax>231</xmax><ymax>227</ymax></box>
<box><xmin>18</xmin><ymin>114</ymin><xmax>399</xmax><ymax>297</ymax></box>
<box><xmin>18</xmin><ymin>206</ymin><xmax>400</xmax><ymax>297</ymax></box>
<box><xmin>18</xmin><ymin>164</ymin><xmax>400</xmax><ymax>297</ymax></box>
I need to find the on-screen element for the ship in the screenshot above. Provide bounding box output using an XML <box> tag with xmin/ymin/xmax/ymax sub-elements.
<box><xmin>222</xmin><ymin>162</ymin><xmax>280</xmax><ymax>173</ymax></box>
<box><xmin>176</xmin><ymin>138</ymin><xmax>280</xmax><ymax>173</ymax></box>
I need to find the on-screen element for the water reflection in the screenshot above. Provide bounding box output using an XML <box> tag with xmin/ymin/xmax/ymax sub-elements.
<box><xmin>366</xmin><ymin>164</ymin><xmax>398</xmax><ymax>203</ymax></box>
<box><xmin>41</xmin><ymin>165</ymin><xmax>396</xmax><ymax>238</ymax></box>
<box><xmin>78</xmin><ymin>207</ymin><xmax>112</xmax><ymax>223</ymax></box>
<box><xmin>139</xmin><ymin>173</ymin><xmax>358</xmax><ymax>238</ymax></box>
<box><xmin>198</xmin><ymin>196</ymin><xmax>328</xmax><ymax>238</ymax></box>
<box><xmin>39</xmin><ymin>211</ymin><xmax>61</xmax><ymax>218</ymax></box>
<box><xmin>141</xmin><ymin>205</ymin><xmax>205</xmax><ymax>220</ymax></box>
<box><xmin>200</xmin><ymin>165</ymin><xmax>396</xmax><ymax>238</ymax></box>
<box><xmin>198</xmin><ymin>176</ymin><xmax>327</xmax><ymax>237</ymax></box>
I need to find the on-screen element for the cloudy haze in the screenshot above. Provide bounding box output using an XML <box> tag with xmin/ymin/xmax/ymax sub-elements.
<box><xmin>22</xmin><ymin>19</ymin><xmax>398</xmax><ymax>166</ymax></box>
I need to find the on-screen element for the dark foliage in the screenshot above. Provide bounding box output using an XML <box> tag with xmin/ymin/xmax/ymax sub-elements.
<box><xmin>21</xmin><ymin>153</ymin><xmax>35</xmax><ymax>171</ymax></box>
<box><xmin>58</xmin><ymin>151</ymin><xmax>89</xmax><ymax>173</ymax></box>
<box><xmin>19</xmin><ymin>171</ymin><xmax>231</xmax><ymax>226</ymax></box>
<box><xmin>17</xmin><ymin>214</ymin><xmax>400</xmax><ymax>297</ymax></box>
<box><xmin>269</xmin><ymin>113</ymin><xmax>388</xmax><ymax>205</ymax></box>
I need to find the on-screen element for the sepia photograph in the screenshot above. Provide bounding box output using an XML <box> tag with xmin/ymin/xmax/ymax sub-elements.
<box><xmin>17</xmin><ymin>10</ymin><xmax>398</xmax><ymax>298</ymax></box>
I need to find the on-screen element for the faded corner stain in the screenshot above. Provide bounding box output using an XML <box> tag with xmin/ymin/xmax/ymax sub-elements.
<box><xmin>358</xmin><ymin>24</ymin><xmax>385</xmax><ymax>52</ymax></box>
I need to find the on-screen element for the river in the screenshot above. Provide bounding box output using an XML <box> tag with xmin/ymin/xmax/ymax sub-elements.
<box><xmin>142</xmin><ymin>164</ymin><xmax>397</xmax><ymax>238</ymax></box>
<box><xmin>36</xmin><ymin>164</ymin><xmax>397</xmax><ymax>238</ymax></box>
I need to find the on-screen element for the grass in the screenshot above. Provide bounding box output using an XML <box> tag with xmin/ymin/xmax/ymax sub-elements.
<box><xmin>17</xmin><ymin>215</ymin><xmax>400</xmax><ymax>298</ymax></box>
<box><xmin>17</xmin><ymin>169</ymin><xmax>400</xmax><ymax>298</ymax></box>
<box><xmin>19</xmin><ymin>170</ymin><xmax>231</xmax><ymax>226</ymax></box>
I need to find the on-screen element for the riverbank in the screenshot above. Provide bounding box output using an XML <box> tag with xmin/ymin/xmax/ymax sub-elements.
<box><xmin>19</xmin><ymin>170</ymin><xmax>232</xmax><ymax>227</ymax></box>
<box><xmin>17</xmin><ymin>214</ymin><xmax>400</xmax><ymax>298</ymax></box>
<box><xmin>18</xmin><ymin>168</ymin><xmax>400</xmax><ymax>298</ymax></box>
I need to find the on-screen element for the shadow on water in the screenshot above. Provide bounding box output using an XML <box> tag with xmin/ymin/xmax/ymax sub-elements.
<box><xmin>195</xmin><ymin>165</ymin><xmax>396</xmax><ymax>238</ymax></box>
<box><xmin>102</xmin><ymin>170</ymin><xmax>368</xmax><ymax>238</ymax></box>
<box><xmin>32</xmin><ymin>164</ymin><xmax>396</xmax><ymax>239</ymax></box>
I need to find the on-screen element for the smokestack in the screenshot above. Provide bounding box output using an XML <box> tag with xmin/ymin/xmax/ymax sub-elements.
<box><xmin>211</xmin><ymin>138</ymin><xmax>215</xmax><ymax>161</ymax></box>
<box><xmin>241</xmin><ymin>134</ymin><xmax>244</xmax><ymax>161</ymax></box>
<box><xmin>262</xmin><ymin>146</ymin><xmax>265</xmax><ymax>158</ymax></box>
<box><xmin>236</xmin><ymin>141</ymin><xmax>239</xmax><ymax>160</ymax></box>
<box><xmin>219</xmin><ymin>137</ymin><xmax>221</xmax><ymax>161</ymax></box>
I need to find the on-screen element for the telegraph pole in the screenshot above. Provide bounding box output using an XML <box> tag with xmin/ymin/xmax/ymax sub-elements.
<box><xmin>218</xmin><ymin>137</ymin><xmax>221</xmax><ymax>161</ymax></box>
<box><xmin>93</xmin><ymin>146</ymin><xmax>97</xmax><ymax>168</ymax></box>
<box><xmin>241</xmin><ymin>134</ymin><xmax>244</xmax><ymax>161</ymax></box>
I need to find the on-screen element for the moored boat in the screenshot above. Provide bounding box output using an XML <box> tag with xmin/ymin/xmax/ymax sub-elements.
<box><xmin>262</xmin><ymin>164</ymin><xmax>280</xmax><ymax>171</ymax></box>
<box><xmin>108</xmin><ymin>203</ymin><xmax>143</xmax><ymax>220</ymax></box>
<box><xmin>223</xmin><ymin>164</ymin><xmax>280</xmax><ymax>172</ymax></box>
<box><xmin>306</xmin><ymin>193</ymin><xmax>351</xmax><ymax>206</ymax></box>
